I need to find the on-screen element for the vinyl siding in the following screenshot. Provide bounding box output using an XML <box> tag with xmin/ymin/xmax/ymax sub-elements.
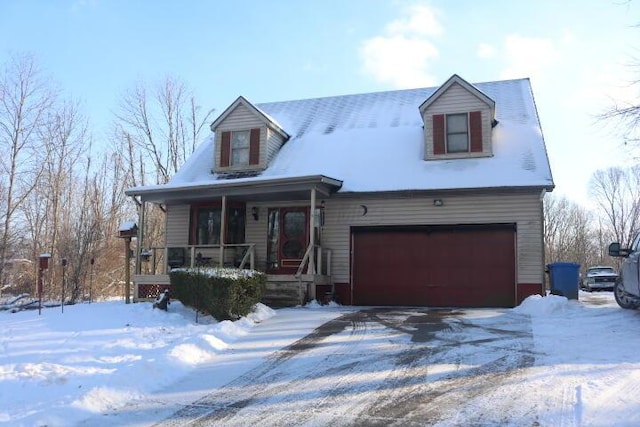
<box><xmin>423</xmin><ymin>82</ymin><xmax>493</xmax><ymax>159</ymax></box>
<box><xmin>322</xmin><ymin>191</ymin><xmax>543</xmax><ymax>285</ymax></box>
<box><xmin>164</xmin><ymin>191</ymin><xmax>544</xmax><ymax>286</ymax></box>
<box><xmin>166</xmin><ymin>204</ymin><xmax>190</xmax><ymax>246</ymax></box>
<box><xmin>266</xmin><ymin>127</ymin><xmax>286</xmax><ymax>164</ymax></box>
<box><xmin>213</xmin><ymin>104</ymin><xmax>266</xmax><ymax>172</ymax></box>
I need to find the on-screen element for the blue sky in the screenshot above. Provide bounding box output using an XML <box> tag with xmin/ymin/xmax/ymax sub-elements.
<box><xmin>1</xmin><ymin>0</ymin><xmax>639</xmax><ymax>206</ymax></box>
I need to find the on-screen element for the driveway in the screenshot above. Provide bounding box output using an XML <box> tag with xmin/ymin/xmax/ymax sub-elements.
<box><xmin>154</xmin><ymin>307</ymin><xmax>536</xmax><ymax>426</ymax></box>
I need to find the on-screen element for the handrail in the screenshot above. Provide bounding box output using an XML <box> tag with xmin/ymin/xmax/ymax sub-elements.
<box><xmin>295</xmin><ymin>244</ymin><xmax>316</xmax><ymax>278</ymax></box>
<box><xmin>237</xmin><ymin>244</ymin><xmax>256</xmax><ymax>269</ymax></box>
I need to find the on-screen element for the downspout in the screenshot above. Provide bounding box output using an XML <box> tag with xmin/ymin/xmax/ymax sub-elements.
<box><xmin>540</xmin><ymin>189</ymin><xmax>547</xmax><ymax>295</ymax></box>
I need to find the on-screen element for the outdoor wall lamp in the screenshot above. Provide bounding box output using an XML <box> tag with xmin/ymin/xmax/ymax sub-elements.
<box><xmin>252</xmin><ymin>206</ymin><xmax>259</xmax><ymax>221</ymax></box>
<box><xmin>433</xmin><ymin>199</ymin><xmax>444</xmax><ymax>207</ymax></box>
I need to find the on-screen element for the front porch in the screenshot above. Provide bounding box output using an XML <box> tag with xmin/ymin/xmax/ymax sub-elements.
<box><xmin>126</xmin><ymin>175</ymin><xmax>342</xmax><ymax>307</ymax></box>
<box><xmin>132</xmin><ymin>242</ymin><xmax>333</xmax><ymax>307</ymax></box>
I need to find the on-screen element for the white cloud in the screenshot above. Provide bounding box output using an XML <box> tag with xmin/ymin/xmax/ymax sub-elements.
<box><xmin>361</xmin><ymin>36</ymin><xmax>439</xmax><ymax>88</ymax></box>
<box><xmin>386</xmin><ymin>4</ymin><xmax>443</xmax><ymax>37</ymax></box>
<box><xmin>360</xmin><ymin>3</ymin><xmax>442</xmax><ymax>88</ymax></box>
<box><xmin>499</xmin><ymin>35</ymin><xmax>560</xmax><ymax>82</ymax></box>
<box><xmin>477</xmin><ymin>43</ymin><xmax>496</xmax><ymax>59</ymax></box>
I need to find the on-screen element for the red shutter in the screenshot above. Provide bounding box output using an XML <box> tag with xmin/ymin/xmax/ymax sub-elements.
<box><xmin>249</xmin><ymin>128</ymin><xmax>260</xmax><ymax>165</ymax></box>
<box><xmin>469</xmin><ymin>111</ymin><xmax>483</xmax><ymax>153</ymax></box>
<box><xmin>220</xmin><ymin>131</ymin><xmax>231</xmax><ymax>167</ymax></box>
<box><xmin>433</xmin><ymin>114</ymin><xmax>445</xmax><ymax>155</ymax></box>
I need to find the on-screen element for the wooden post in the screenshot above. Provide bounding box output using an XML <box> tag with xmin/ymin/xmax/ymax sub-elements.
<box><xmin>309</xmin><ymin>188</ymin><xmax>316</xmax><ymax>274</ymax></box>
<box><xmin>308</xmin><ymin>189</ymin><xmax>317</xmax><ymax>301</ymax></box>
<box><xmin>219</xmin><ymin>195</ymin><xmax>227</xmax><ymax>267</ymax></box>
<box><xmin>119</xmin><ymin>221</ymin><xmax>137</xmax><ymax>303</ymax></box>
<box><xmin>124</xmin><ymin>237</ymin><xmax>131</xmax><ymax>304</ymax></box>
<box><xmin>136</xmin><ymin>200</ymin><xmax>145</xmax><ymax>275</ymax></box>
<box><xmin>37</xmin><ymin>253</ymin><xmax>50</xmax><ymax>315</ymax></box>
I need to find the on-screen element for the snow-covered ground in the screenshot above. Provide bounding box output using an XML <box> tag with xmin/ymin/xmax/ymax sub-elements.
<box><xmin>1</xmin><ymin>291</ymin><xmax>639</xmax><ymax>426</ymax></box>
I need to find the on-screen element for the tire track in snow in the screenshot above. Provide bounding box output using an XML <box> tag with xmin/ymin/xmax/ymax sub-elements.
<box><xmin>156</xmin><ymin>308</ymin><xmax>539</xmax><ymax>426</ymax></box>
<box><xmin>354</xmin><ymin>310</ymin><xmax>537</xmax><ymax>426</ymax></box>
<box><xmin>154</xmin><ymin>311</ymin><xmax>370</xmax><ymax>426</ymax></box>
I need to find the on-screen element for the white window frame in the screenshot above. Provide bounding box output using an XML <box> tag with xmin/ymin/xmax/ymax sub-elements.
<box><xmin>231</xmin><ymin>130</ymin><xmax>250</xmax><ymax>166</ymax></box>
<box><xmin>446</xmin><ymin>113</ymin><xmax>470</xmax><ymax>154</ymax></box>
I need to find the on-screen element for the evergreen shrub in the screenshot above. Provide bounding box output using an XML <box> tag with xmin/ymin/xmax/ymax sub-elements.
<box><xmin>170</xmin><ymin>268</ymin><xmax>266</xmax><ymax>320</ymax></box>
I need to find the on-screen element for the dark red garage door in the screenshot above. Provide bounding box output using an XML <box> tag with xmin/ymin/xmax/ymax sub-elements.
<box><xmin>352</xmin><ymin>224</ymin><xmax>516</xmax><ymax>307</ymax></box>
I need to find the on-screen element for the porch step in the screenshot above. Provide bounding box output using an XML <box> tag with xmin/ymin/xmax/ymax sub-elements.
<box><xmin>262</xmin><ymin>274</ymin><xmax>331</xmax><ymax>308</ymax></box>
<box><xmin>262</xmin><ymin>281</ymin><xmax>306</xmax><ymax>308</ymax></box>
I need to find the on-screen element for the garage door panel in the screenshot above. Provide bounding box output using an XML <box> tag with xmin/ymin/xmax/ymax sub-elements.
<box><xmin>352</xmin><ymin>225</ymin><xmax>515</xmax><ymax>307</ymax></box>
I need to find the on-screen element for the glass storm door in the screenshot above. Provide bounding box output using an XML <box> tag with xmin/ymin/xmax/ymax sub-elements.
<box><xmin>267</xmin><ymin>207</ymin><xmax>309</xmax><ymax>273</ymax></box>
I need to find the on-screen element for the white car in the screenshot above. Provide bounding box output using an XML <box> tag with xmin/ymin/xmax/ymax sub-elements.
<box><xmin>581</xmin><ymin>266</ymin><xmax>618</xmax><ymax>292</ymax></box>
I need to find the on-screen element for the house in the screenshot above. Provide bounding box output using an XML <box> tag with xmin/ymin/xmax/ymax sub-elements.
<box><xmin>125</xmin><ymin>74</ymin><xmax>554</xmax><ymax>308</ymax></box>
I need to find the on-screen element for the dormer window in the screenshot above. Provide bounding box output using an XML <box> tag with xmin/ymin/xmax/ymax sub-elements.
<box><xmin>210</xmin><ymin>96</ymin><xmax>290</xmax><ymax>173</ymax></box>
<box><xmin>419</xmin><ymin>75</ymin><xmax>496</xmax><ymax>160</ymax></box>
<box><xmin>231</xmin><ymin>130</ymin><xmax>250</xmax><ymax>165</ymax></box>
<box><xmin>220</xmin><ymin>128</ymin><xmax>261</xmax><ymax>168</ymax></box>
<box><xmin>446</xmin><ymin>113</ymin><xmax>469</xmax><ymax>153</ymax></box>
<box><xmin>432</xmin><ymin>111</ymin><xmax>483</xmax><ymax>156</ymax></box>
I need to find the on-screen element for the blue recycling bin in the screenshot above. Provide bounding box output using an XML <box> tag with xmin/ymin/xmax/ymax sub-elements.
<box><xmin>547</xmin><ymin>262</ymin><xmax>580</xmax><ymax>300</ymax></box>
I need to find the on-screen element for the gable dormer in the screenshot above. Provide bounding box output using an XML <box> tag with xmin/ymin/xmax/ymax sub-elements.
<box><xmin>210</xmin><ymin>96</ymin><xmax>289</xmax><ymax>173</ymax></box>
<box><xmin>419</xmin><ymin>75</ymin><xmax>496</xmax><ymax>160</ymax></box>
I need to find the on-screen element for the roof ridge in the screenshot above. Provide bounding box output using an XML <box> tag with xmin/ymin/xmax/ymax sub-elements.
<box><xmin>255</xmin><ymin>77</ymin><xmax>532</xmax><ymax>106</ymax></box>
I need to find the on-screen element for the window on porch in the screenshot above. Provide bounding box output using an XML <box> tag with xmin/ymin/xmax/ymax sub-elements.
<box><xmin>190</xmin><ymin>205</ymin><xmax>246</xmax><ymax>245</ymax></box>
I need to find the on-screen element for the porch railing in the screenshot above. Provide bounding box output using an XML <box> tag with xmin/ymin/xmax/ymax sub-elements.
<box><xmin>137</xmin><ymin>242</ymin><xmax>331</xmax><ymax>278</ymax></box>
<box><xmin>138</xmin><ymin>243</ymin><xmax>256</xmax><ymax>275</ymax></box>
<box><xmin>295</xmin><ymin>244</ymin><xmax>332</xmax><ymax>278</ymax></box>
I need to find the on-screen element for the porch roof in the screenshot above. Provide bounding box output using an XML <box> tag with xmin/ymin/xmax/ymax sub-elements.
<box><xmin>125</xmin><ymin>174</ymin><xmax>342</xmax><ymax>204</ymax></box>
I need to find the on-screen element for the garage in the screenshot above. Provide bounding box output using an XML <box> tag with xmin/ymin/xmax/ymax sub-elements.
<box><xmin>351</xmin><ymin>224</ymin><xmax>516</xmax><ymax>307</ymax></box>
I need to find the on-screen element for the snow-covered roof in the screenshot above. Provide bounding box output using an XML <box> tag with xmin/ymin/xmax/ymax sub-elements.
<box><xmin>128</xmin><ymin>77</ymin><xmax>554</xmax><ymax>199</ymax></box>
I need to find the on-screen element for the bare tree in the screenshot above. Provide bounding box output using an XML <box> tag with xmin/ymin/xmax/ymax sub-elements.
<box><xmin>111</xmin><ymin>76</ymin><xmax>215</xmax><ymax>274</ymax></box>
<box><xmin>0</xmin><ymin>54</ymin><xmax>216</xmax><ymax>301</ymax></box>
<box><xmin>0</xmin><ymin>53</ymin><xmax>56</xmax><ymax>287</ymax></box>
<box><xmin>600</xmin><ymin>61</ymin><xmax>640</xmax><ymax>146</ymax></box>
<box><xmin>113</xmin><ymin>76</ymin><xmax>215</xmax><ymax>186</ymax></box>
<box><xmin>544</xmin><ymin>194</ymin><xmax>598</xmax><ymax>270</ymax></box>
<box><xmin>589</xmin><ymin>166</ymin><xmax>640</xmax><ymax>247</ymax></box>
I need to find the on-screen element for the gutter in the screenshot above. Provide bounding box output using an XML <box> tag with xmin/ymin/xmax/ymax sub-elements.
<box><xmin>125</xmin><ymin>174</ymin><xmax>344</xmax><ymax>197</ymax></box>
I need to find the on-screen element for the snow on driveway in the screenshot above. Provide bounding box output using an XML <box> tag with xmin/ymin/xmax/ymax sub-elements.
<box><xmin>2</xmin><ymin>292</ymin><xmax>640</xmax><ymax>426</ymax></box>
<box><xmin>153</xmin><ymin>307</ymin><xmax>536</xmax><ymax>426</ymax></box>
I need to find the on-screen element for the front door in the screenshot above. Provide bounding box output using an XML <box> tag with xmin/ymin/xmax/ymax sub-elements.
<box><xmin>267</xmin><ymin>207</ymin><xmax>309</xmax><ymax>273</ymax></box>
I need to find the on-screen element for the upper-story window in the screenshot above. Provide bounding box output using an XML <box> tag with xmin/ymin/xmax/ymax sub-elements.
<box><xmin>446</xmin><ymin>113</ymin><xmax>469</xmax><ymax>153</ymax></box>
<box><xmin>220</xmin><ymin>128</ymin><xmax>261</xmax><ymax>168</ymax></box>
<box><xmin>231</xmin><ymin>130</ymin><xmax>250</xmax><ymax>165</ymax></box>
<box><xmin>432</xmin><ymin>111</ymin><xmax>482</xmax><ymax>156</ymax></box>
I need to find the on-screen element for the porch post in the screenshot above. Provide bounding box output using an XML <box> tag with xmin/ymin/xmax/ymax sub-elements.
<box><xmin>309</xmin><ymin>188</ymin><xmax>316</xmax><ymax>273</ymax></box>
<box><xmin>308</xmin><ymin>188</ymin><xmax>317</xmax><ymax>301</ymax></box>
<box><xmin>135</xmin><ymin>199</ymin><xmax>145</xmax><ymax>275</ymax></box>
<box><xmin>219</xmin><ymin>195</ymin><xmax>227</xmax><ymax>267</ymax></box>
